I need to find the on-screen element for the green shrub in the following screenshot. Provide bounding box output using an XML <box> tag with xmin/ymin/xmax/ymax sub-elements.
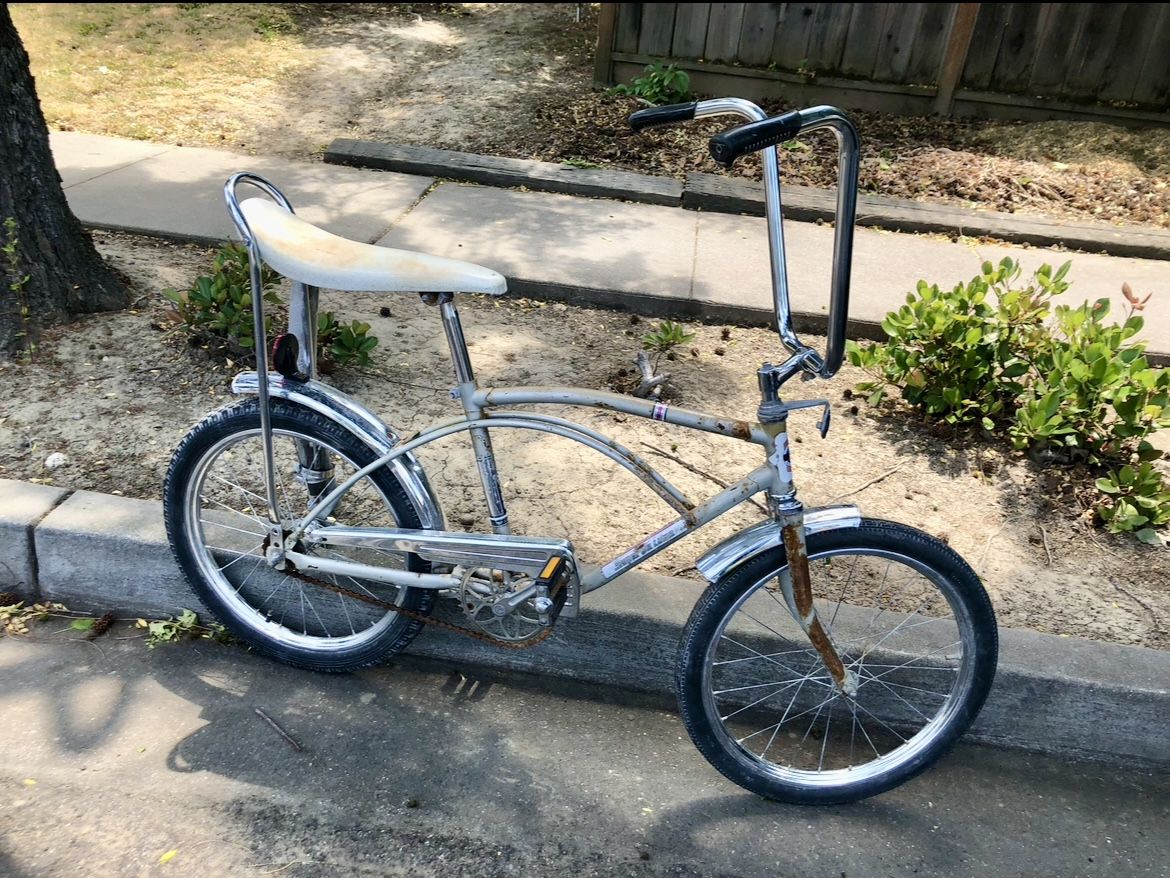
<box><xmin>165</xmin><ymin>244</ymin><xmax>380</xmax><ymax>372</ymax></box>
<box><xmin>848</xmin><ymin>258</ymin><xmax>1064</xmax><ymax>430</ymax></box>
<box><xmin>848</xmin><ymin>260</ymin><xmax>1170</xmax><ymax>538</ymax></box>
<box><xmin>163</xmin><ymin>242</ymin><xmax>281</xmax><ymax>354</ymax></box>
<box><xmin>317</xmin><ymin>311</ymin><xmax>378</xmax><ymax>370</ymax></box>
<box><xmin>1009</xmin><ymin>297</ymin><xmax>1170</xmax><ymax>464</ymax></box>
<box><xmin>1096</xmin><ymin>464</ymin><xmax>1170</xmax><ymax>543</ymax></box>
<box><xmin>610</xmin><ymin>63</ymin><xmax>692</xmax><ymax>105</ymax></box>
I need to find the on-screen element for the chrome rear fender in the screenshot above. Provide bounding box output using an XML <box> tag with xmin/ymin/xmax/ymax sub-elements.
<box><xmin>231</xmin><ymin>371</ymin><xmax>445</xmax><ymax>530</ymax></box>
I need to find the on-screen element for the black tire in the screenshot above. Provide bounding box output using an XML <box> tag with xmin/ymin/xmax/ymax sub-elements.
<box><xmin>164</xmin><ymin>398</ymin><xmax>434</xmax><ymax>672</ymax></box>
<box><xmin>676</xmin><ymin>519</ymin><xmax>997</xmax><ymax>805</ymax></box>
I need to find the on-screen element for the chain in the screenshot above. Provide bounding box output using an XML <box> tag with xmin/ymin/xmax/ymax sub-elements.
<box><xmin>283</xmin><ymin>564</ymin><xmax>556</xmax><ymax>651</ymax></box>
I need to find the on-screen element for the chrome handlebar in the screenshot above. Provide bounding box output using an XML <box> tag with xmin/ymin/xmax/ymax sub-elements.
<box><xmin>638</xmin><ymin>99</ymin><xmax>859</xmax><ymax>381</ymax></box>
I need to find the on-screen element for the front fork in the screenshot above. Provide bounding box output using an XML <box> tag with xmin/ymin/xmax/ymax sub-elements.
<box><xmin>760</xmin><ymin>371</ymin><xmax>858</xmax><ymax>697</ymax></box>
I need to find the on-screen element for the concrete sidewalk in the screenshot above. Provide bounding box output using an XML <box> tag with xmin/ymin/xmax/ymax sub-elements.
<box><xmin>51</xmin><ymin>131</ymin><xmax>1170</xmax><ymax>360</ymax></box>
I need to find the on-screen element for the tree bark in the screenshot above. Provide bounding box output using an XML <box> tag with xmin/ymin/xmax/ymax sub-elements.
<box><xmin>0</xmin><ymin>4</ymin><xmax>127</xmax><ymax>353</ymax></box>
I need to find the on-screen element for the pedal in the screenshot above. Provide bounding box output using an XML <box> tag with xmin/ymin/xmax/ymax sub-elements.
<box><xmin>534</xmin><ymin>556</ymin><xmax>574</xmax><ymax>622</ymax></box>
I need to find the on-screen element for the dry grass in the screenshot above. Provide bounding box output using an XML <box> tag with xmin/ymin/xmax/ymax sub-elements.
<box><xmin>12</xmin><ymin>3</ymin><xmax>310</xmax><ymax>145</ymax></box>
<box><xmin>12</xmin><ymin>3</ymin><xmax>1170</xmax><ymax>228</ymax></box>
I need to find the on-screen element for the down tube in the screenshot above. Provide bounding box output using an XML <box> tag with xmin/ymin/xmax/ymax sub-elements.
<box><xmin>580</xmin><ymin>463</ymin><xmax>776</xmax><ymax>594</ymax></box>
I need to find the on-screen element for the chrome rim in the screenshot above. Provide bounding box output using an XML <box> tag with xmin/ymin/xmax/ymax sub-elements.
<box><xmin>701</xmin><ymin>546</ymin><xmax>976</xmax><ymax>788</ymax></box>
<box><xmin>183</xmin><ymin>427</ymin><xmax>412</xmax><ymax>652</ymax></box>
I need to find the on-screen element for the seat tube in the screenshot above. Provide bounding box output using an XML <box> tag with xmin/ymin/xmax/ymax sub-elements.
<box><xmin>438</xmin><ymin>296</ymin><xmax>511</xmax><ymax>534</ymax></box>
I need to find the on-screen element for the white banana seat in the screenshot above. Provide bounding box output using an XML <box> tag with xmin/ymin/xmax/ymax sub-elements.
<box><xmin>239</xmin><ymin>198</ymin><xmax>507</xmax><ymax>295</ymax></box>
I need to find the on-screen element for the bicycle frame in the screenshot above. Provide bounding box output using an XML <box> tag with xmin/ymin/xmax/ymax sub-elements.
<box><xmin>226</xmin><ymin>98</ymin><xmax>864</xmax><ymax>685</ymax></box>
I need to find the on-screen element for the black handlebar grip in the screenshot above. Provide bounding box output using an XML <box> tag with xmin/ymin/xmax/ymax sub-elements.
<box><xmin>629</xmin><ymin>102</ymin><xmax>698</xmax><ymax>132</ymax></box>
<box><xmin>708</xmin><ymin>111</ymin><xmax>804</xmax><ymax>168</ymax></box>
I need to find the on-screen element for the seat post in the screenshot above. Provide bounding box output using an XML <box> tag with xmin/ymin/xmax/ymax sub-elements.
<box><xmin>437</xmin><ymin>294</ymin><xmax>511</xmax><ymax>534</ymax></box>
<box><xmin>288</xmin><ymin>281</ymin><xmax>320</xmax><ymax>380</ymax></box>
<box><xmin>438</xmin><ymin>294</ymin><xmax>476</xmax><ymax>388</ymax></box>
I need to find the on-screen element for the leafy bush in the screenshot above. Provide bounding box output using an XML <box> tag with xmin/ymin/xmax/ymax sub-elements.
<box><xmin>610</xmin><ymin>63</ymin><xmax>692</xmax><ymax>105</ymax></box>
<box><xmin>163</xmin><ymin>242</ymin><xmax>281</xmax><ymax>354</ymax></box>
<box><xmin>849</xmin><ymin>258</ymin><xmax>1064</xmax><ymax>430</ymax></box>
<box><xmin>165</xmin><ymin>244</ymin><xmax>380</xmax><ymax>372</ymax></box>
<box><xmin>317</xmin><ymin>311</ymin><xmax>378</xmax><ymax>371</ymax></box>
<box><xmin>1096</xmin><ymin>464</ymin><xmax>1170</xmax><ymax>543</ymax></box>
<box><xmin>848</xmin><ymin>260</ymin><xmax>1170</xmax><ymax>538</ymax></box>
<box><xmin>1009</xmin><ymin>296</ymin><xmax>1170</xmax><ymax>465</ymax></box>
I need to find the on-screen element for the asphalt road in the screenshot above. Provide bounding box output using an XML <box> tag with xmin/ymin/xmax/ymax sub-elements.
<box><xmin>1</xmin><ymin>630</ymin><xmax>1165</xmax><ymax>877</ymax></box>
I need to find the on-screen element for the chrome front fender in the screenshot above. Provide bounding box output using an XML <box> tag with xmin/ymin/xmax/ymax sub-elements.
<box><xmin>695</xmin><ymin>505</ymin><xmax>862</xmax><ymax>584</ymax></box>
<box><xmin>231</xmin><ymin>371</ymin><xmax>445</xmax><ymax>530</ymax></box>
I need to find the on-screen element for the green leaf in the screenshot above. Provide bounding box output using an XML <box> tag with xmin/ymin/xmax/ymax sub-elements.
<box><xmin>70</xmin><ymin>618</ymin><xmax>96</xmax><ymax>631</ymax></box>
<box><xmin>1136</xmin><ymin>528</ymin><xmax>1166</xmax><ymax>546</ymax></box>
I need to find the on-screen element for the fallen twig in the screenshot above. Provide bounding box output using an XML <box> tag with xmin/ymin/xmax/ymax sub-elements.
<box><xmin>641</xmin><ymin>442</ymin><xmax>769</xmax><ymax>514</ymax></box>
<box><xmin>827</xmin><ymin>461</ymin><xmax>908</xmax><ymax>504</ymax></box>
<box><xmin>1039</xmin><ymin>526</ymin><xmax>1054</xmax><ymax>567</ymax></box>
<box><xmin>254</xmin><ymin>707</ymin><xmax>303</xmax><ymax>752</ymax></box>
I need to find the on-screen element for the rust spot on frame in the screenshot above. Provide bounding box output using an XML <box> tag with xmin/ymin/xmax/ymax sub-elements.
<box><xmin>732</xmin><ymin>420</ymin><xmax>753</xmax><ymax>441</ymax></box>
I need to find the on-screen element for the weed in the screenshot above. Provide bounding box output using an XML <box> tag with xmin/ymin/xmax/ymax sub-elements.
<box><xmin>136</xmin><ymin>609</ymin><xmax>231</xmax><ymax>647</ymax></box>
<box><xmin>561</xmin><ymin>157</ymin><xmax>604</xmax><ymax>169</ymax></box>
<box><xmin>1</xmin><ymin>600</ymin><xmax>67</xmax><ymax>636</ymax></box>
<box><xmin>642</xmin><ymin>320</ymin><xmax>695</xmax><ymax>369</ymax></box>
<box><xmin>317</xmin><ymin>311</ymin><xmax>379</xmax><ymax>371</ymax></box>
<box><xmin>610</xmin><ymin>63</ymin><xmax>691</xmax><ymax>105</ymax></box>
<box><xmin>163</xmin><ymin>242</ymin><xmax>281</xmax><ymax>357</ymax></box>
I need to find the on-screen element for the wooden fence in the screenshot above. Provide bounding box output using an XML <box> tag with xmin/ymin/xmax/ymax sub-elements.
<box><xmin>594</xmin><ymin>3</ymin><xmax>1170</xmax><ymax>126</ymax></box>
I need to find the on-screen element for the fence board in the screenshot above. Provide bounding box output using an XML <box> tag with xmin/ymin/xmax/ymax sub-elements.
<box><xmin>874</xmin><ymin>4</ymin><xmax>925</xmax><ymax>83</ymax></box>
<box><xmin>614</xmin><ymin>2</ymin><xmax>642</xmax><ymax>54</ymax></box>
<box><xmin>771</xmin><ymin>3</ymin><xmax>816</xmax><ymax>70</ymax></box>
<box><xmin>960</xmin><ymin>3</ymin><xmax>1011</xmax><ymax>90</ymax></box>
<box><xmin>838</xmin><ymin>3</ymin><xmax>889</xmax><ymax>79</ymax></box>
<box><xmin>1028</xmin><ymin>3</ymin><xmax>1092</xmax><ymax>94</ymax></box>
<box><xmin>738</xmin><ymin>3</ymin><xmax>780</xmax><ymax>67</ymax></box>
<box><xmin>805</xmin><ymin>3</ymin><xmax>853</xmax><ymax>73</ymax></box>
<box><xmin>1098</xmin><ymin>3</ymin><xmax>1162</xmax><ymax>103</ymax></box>
<box><xmin>604</xmin><ymin>3</ymin><xmax>1170</xmax><ymax>117</ymax></box>
<box><xmin>1132</xmin><ymin>5</ymin><xmax>1170</xmax><ymax>106</ymax></box>
<box><xmin>704</xmin><ymin>3</ymin><xmax>747</xmax><ymax>63</ymax></box>
<box><xmin>637</xmin><ymin>4</ymin><xmax>677</xmax><ymax>57</ymax></box>
<box><xmin>671</xmin><ymin>2</ymin><xmax>711</xmax><ymax>58</ymax></box>
<box><xmin>1061</xmin><ymin>3</ymin><xmax>1126</xmax><ymax>100</ymax></box>
<box><xmin>906</xmin><ymin>3</ymin><xmax>954</xmax><ymax>85</ymax></box>
<box><xmin>989</xmin><ymin>3</ymin><xmax>1046</xmax><ymax>93</ymax></box>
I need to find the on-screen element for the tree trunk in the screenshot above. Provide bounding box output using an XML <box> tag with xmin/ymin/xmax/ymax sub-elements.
<box><xmin>0</xmin><ymin>4</ymin><xmax>127</xmax><ymax>353</ymax></box>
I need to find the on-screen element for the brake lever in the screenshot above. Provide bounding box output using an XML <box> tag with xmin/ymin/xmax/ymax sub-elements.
<box><xmin>774</xmin><ymin>398</ymin><xmax>832</xmax><ymax>438</ymax></box>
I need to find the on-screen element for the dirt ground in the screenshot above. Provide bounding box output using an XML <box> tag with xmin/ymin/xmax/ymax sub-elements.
<box><xmin>15</xmin><ymin>2</ymin><xmax>1170</xmax><ymax>228</ymax></box>
<box><xmin>1</xmin><ymin>232</ymin><xmax>1167</xmax><ymax>650</ymax></box>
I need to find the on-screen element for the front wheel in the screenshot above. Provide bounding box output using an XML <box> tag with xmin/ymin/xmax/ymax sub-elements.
<box><xmin>676</xmin><ymin>519</ymin><xmax>997</xmax><ymax>805</ymax></box>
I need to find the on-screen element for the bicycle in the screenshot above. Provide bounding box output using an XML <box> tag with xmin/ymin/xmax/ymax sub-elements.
<box><xmin>163</xmin><ymin>99</ymin><xmax>998</xmax><ymax>805</ymax></box>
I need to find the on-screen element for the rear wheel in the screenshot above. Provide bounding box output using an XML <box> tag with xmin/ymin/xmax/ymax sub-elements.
<box><xmin>164</xmin><ymin>398</ymin><xmax>433</xmax><ymax>672</ymax></box>
<box><xmin>676</xmin><ymin>520</ymin><xmax>997</xmax><ymax>804</ymax></box>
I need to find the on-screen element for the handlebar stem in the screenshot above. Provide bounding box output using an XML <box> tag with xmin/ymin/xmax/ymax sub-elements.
<box><xmin>692</xmin><ymin>101</ymin><xmax>860</xmax><ymax>382</ymax></box>
<box><xmin>693</xmin><ymin>100</ymin><xmax>800</xmax><ymax>357</ymax></box>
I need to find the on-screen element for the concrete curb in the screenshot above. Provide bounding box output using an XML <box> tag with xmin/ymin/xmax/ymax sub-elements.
<box><xmin>324</xmin><ymin>138</ymin><xmax>1170</xmax><ymax>261</ymax></box>
<box><xmin>2</xmin><ymin>477</ymin><xmax>1167</xmax><ymax>768</ymax></box>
